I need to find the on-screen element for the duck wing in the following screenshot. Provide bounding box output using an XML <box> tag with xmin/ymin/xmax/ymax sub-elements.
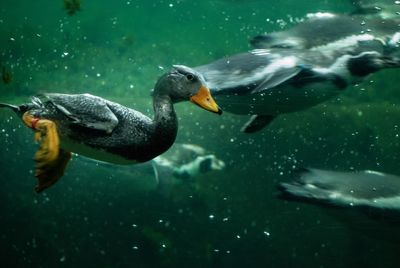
<box><xmin>195</xmin><ymin>50</ymin><xmax>301</xmax><ymax>95</ymax></box>
<box><xmin>41</xmin><ymin>93</ymin><xmax>119</xmax><ymax>134</ymax></box>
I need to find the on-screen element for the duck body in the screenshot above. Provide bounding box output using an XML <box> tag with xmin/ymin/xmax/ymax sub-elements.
<box><xmin>25</xmin><ymin>93</ymin><xmax>170</xmax><ymax>164</ymax></box>
<box><xmin>0</xmin><ymin>65</ymin><xmax>221</xmax><ymax>192</ymax></box>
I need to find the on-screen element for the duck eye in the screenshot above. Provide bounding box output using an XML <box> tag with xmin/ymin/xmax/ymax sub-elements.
<box><xmin>186</xmin><ymin>74</ymin><xmax>194</xmax><ymax>81</ymax></box>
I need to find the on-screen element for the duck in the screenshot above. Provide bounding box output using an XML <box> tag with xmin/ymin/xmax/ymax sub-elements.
<box><xmin>278</xmin><ymin>168</ymin><xmax>400</xmax><ymax>211</ymax></box>
<box><xmin>0</xmin><ymin>65</ymin><xmax>222</xmax><ymax>192</ymax></box>
<box><xmin>194</xmin><ymin>13</ymin><xmax>400</xmax><ymax>133</ymax></box>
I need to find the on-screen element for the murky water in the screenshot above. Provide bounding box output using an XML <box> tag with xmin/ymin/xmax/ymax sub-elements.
<box><xmin>1</xmin><ymin>1</ymin><xmax>400</xmax><ymax>267</ymax></box>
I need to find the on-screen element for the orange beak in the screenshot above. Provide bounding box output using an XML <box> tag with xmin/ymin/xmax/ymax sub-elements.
<box><xmin>190</xmin><ymin>85</ymin><xmax>222</xmax><ymax>115</ymax></box>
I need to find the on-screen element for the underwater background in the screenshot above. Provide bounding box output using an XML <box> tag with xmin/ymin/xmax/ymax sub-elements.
<box><xmin>1</xmin><ymin>0</ymin><xmax>400</xmax><ymax>267</ymax></box>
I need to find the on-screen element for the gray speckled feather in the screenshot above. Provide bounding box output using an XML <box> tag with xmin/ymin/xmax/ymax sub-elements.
<box><xmin>30</xmin><ymin>93</ymin><xmax>157</xmax><ymax>163</ymax></box>
<box><xmin>42</xmin><ymin>93</ymin><xmax>119</xmax><ymax>134</ymax></box>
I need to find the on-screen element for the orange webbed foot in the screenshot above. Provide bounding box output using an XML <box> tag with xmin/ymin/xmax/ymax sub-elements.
<box><xmin>22</xmin><ymin>112</ymin><xmax>72</xmax><ymax>192</ymax></box>
<box><xmin>35</xmin><ymin>149</ymin><xmax>71</xmax><ymax>193</ymax></box>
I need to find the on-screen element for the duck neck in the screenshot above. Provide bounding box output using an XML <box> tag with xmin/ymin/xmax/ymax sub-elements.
<box><xmin>151</xmin><ymin>94</ymin><xmax>178</xmax><ymax>156</ymax></box>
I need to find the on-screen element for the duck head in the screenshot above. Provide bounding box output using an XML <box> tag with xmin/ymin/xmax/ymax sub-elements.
<box><xmin>154</xmin><ymin>65</ymin><xmax>222</xmax><ymax>114</ymax></box>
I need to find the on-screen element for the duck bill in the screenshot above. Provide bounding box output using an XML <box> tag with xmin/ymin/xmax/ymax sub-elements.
<box><xmin>190</xmin><ymin>85</ymin><xmax>222</xmax><ymax>115</ymax></box>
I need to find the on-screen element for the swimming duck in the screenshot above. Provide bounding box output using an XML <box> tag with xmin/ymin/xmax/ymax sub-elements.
<box><xmin>0</xmin><ymin>65</ymin><xmax>221</xmax><ymax>192</ymax></box>
<box><xmin>279</xmin><ymin>168</ymin><xmax>400</xmax><ymax>211</ymax></box>
<box><xmin>195</xmin><ymin>11</ymin><xmax>400</xmax><ymax>133</ymax></box>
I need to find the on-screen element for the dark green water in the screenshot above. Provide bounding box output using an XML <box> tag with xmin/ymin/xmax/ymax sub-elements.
<box><xmin>1</xmin><ymin>0</ymin><xmax>400</xmax><ymax>267</ymax></box>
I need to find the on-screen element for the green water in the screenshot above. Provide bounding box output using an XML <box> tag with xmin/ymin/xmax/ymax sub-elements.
<box><xmin>1</xmin><ymin>0</ymin><xmax>400</xmax><ymax>267</ymax></box>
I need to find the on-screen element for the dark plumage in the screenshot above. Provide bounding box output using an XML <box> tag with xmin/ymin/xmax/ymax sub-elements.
<box><xmin>0</xmin><ymin>65</ymin><xmax>221</xmax><ymax>192</ymax></box>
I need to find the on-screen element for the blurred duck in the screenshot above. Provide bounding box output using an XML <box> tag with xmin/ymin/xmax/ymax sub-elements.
<box><xmin>279</xmin><ymin>168</ymin><xmax>400</xmax><ymax>211</ymax></box>
<box><xmin>195</xmin><ymin>12</ymin><xmax>400</xmax><ymax>133</ymax></box>
<box><xmin>0</xmin><ymin>66</ymin><xmax>221</xmax><ymax>192</ymax></box>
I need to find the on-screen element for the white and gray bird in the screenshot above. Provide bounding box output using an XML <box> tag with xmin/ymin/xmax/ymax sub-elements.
<box><xmin>279</xmin><ymin>168</ymin><xmax>400</xmax><ymax>211</ymax></box>
<box><xmin>194</xmin><ymin>11</ymin><xmax>400</xmax><ymax>132</ymax></box>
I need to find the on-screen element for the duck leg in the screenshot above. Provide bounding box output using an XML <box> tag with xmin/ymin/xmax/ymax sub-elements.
<box><xmin>34</xmin><ymin>149</ymin><xmax>71</xmax><ymax>193</ymax></box>
<box><xmin>22</xmin><ymin>112</ymin><xmax>71</xmax><ymax>192</ymax></box>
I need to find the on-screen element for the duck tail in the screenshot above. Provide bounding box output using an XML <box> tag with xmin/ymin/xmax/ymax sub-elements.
<box><xmin>0</xmin><ymin>102</ymin><xmax>34</xmax><ymax>116</ymax></box>
<box><xmin>0</xmin><ymin>102</ymin><xmax>21</xmax><ymax>113</ymax></box>
<box><xmin>0</xmin><ymin>97</ymin><xmax>43</xmax><ymax>115</ymax></box>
